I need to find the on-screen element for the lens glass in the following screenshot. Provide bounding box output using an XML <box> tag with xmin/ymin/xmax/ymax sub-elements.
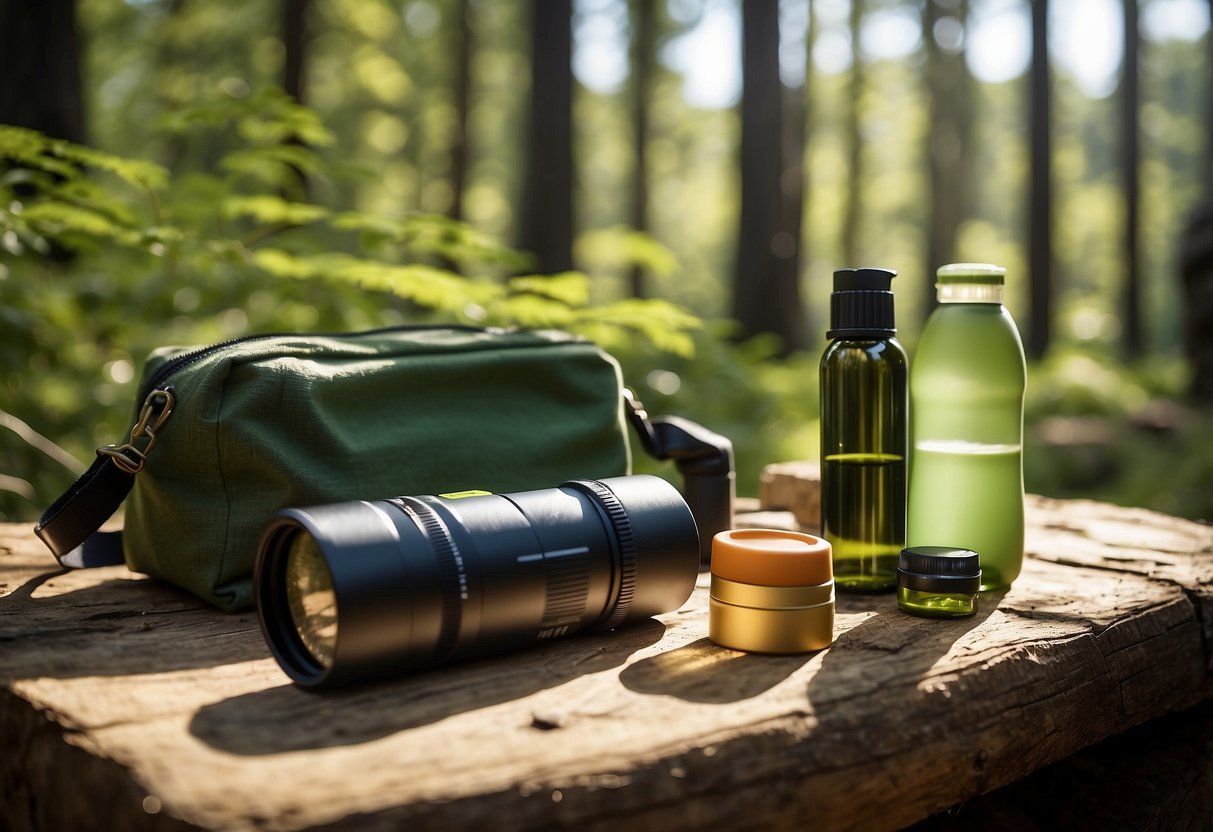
<box><xmin>285</xmin><ymin>530</ymin><xmax>338</xmax><ymax>670</ymax></box>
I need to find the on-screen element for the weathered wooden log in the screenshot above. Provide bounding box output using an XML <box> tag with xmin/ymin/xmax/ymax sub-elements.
<box><xmin>759</xmin><ymin>460</ymin><xmax>821</xmax><ymax>532</ymax></box>
<box><xmin>2</xmin><ymin>472</ymin><xmax>1211</xmax><ymax>831</ymax></box>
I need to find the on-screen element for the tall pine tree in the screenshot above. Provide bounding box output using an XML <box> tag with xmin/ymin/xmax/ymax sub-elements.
<box><xmin>519</xmin><ymin>0</ymin><xmax>574</xmax><ymax>274</ymax></box>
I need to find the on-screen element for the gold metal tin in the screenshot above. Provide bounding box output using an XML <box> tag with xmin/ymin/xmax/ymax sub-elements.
<box><xmin>709</xmin><ymin>574</ymin><xmax>835</xmax><ymax>654</ymax></box>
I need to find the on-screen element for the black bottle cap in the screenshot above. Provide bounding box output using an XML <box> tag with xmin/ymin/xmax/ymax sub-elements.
<box><xmin>828</xmin><ymin>267</ymin><xmax>897</xmax><ymax>339</ymax></box>
<box><xmin>897</xmin><ymin>546</ymin><xmax>981</xmax><ymax>594</ymax></box>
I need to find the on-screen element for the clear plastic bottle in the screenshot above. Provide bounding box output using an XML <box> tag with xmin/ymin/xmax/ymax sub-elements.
<box><xmin>819</xmin><ymin>268</ymin><xmax>908</xmax><ymax>592</ymax></box>
<box><xmin>907</xmin><ymin>263</ymin><xmax>1027</xmax><ymax>590</ymax></box>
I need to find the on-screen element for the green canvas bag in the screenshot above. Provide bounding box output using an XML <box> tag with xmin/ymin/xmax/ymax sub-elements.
<box><xmin>36</xmin><ymin>325</ymin><xmax>732</xmax><ymax>612</ymax></box>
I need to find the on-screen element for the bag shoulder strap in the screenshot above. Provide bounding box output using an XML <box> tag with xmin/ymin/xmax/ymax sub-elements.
<box><xmin>35</xmin><ymin>452</ymin><xmax>132</xmax><ymax>567</ymax></box>
<box><xmin>35</xmin><ymin>387</ymin><xmax>175</xmax><ymax>568</ymax></box>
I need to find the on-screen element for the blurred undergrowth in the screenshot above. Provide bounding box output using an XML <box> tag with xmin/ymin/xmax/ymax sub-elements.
<box><xmin>1024</xmin><ymin>347</ymin><xmax>1212</xmax><ymax>522</ymax></box>
<box><xmin>2</xmin><ymin>89</ymin><xmax>1211</xmax><ymax>525</ymax></box>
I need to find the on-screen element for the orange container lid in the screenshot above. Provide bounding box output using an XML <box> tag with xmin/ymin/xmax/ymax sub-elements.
<box><xmin>711</xmin><ymin>529</ymin><xmax>833</xmax><ymax>587</ymax></box>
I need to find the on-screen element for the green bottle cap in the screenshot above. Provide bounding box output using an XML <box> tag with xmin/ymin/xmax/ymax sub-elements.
<box><xmin>935</xmin><ymin>263</ymin><xmax>1006</xmax><ymax>285</ymax></box>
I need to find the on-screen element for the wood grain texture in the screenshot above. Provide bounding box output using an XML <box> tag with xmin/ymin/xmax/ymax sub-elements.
<box><xmin>2</xmin><ymin>484</ymin><xmax>1212</xmax><ymax>832</ymax></box>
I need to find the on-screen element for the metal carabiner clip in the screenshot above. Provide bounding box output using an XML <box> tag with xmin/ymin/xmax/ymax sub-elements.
<box><xmin>98</xmin><ymin>387</ymin><xmax>176</xmax><ymax>475</ymax></box>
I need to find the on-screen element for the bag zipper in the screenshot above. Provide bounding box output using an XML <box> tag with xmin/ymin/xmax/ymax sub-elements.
<box><xmin>138</xmin><ymin>322</ymin><xmax>498</xmax><ymax>399</ymax></box>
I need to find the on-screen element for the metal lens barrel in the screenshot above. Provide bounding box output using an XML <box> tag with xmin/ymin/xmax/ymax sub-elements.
<box><xmin>255</xmin><ymin>475</ymin><xmax>700</xmax><ymax>688</ymax></box>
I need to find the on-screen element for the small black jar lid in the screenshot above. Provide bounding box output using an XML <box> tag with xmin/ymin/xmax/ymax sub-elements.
<box><xmin>897</xmin><ymin>546</ymin><xmax>981</xmax><ymax>594</ymax></box>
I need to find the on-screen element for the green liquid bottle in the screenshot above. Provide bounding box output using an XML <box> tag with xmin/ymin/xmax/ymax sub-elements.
<box><xmin>820</xmin><ymin>268</ymin><xmax>908</xmax><ymax>591</ymax></box>
<box><xmin>907</xmin><ymin>263</ymin><xmax>1027</xmax><ymax>590</ymax></box>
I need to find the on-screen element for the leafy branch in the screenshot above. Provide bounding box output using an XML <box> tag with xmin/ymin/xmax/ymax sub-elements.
<box><xmin>0</xmin><ymin>89</ymin><xmax>699</xmax><ymax>357</ymax></box>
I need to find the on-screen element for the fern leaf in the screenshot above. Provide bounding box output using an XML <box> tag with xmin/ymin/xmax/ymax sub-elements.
<box><xmin>53</xmin><ymin>142</ymin><xmax>169</xmax><ymax>191</ymax></box>
<box><xmin>221</xmin><ymin>145</ymin><xmax>325</xmax><ymax>187</ymax></box>
<box><xmin>508</xmin><ymin>271</ymin><xmax>590</xmax><ymax>306</ymax></box>
<box><xmin>488</xmin><ymin>294</ymin><xmax>578</xmax><ymax>329</ymax></box>
<box><xmin>249</xmin><ymin>248</ymin><xmax>320</xmax><ymax>279</ymax></box>
<box><xmin>575</xmin><ymin>226</ymin><xmax>680</xmax><ymax>279</ymax></box>
<box><xmin>329</xmin><ymin>259</ymin><xmax>498</xmax><ymax>313</ymax></box>
<box><xmin>20</xmin><ymin>201</ymin><xmax>139</xmax><ymax>245</ymax></box>
<box><xmin>252</xmin><ymin>249</ymin><xmax>502</xmax><ymax>315</ymax></box>
<box><xmin>331</xmin><ymin>211</ymin><xmax>531</xmax><ymax>269</ymax></box>
<box><xmin>0</xmin><ymin>125</ymin><xmax>80</xmax><ymax>181</ymax></box>
<box><xmin>223</xmin><ymin>195</ymin><xmax>329</xmax><ymax>225</ymax></box>
<box><xmin>238</xmin><ymin>89</ymin><xmax>336</xmax><ymax>147</ymax></box>
<box><xmin>574</xmin><ymin>298</ymin><xmax>701</xmax><ymax>358</ymax></box>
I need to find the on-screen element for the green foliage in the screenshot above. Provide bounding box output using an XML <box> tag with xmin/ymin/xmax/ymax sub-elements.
<box><xmin>222</xmin><ymin>195</ymin><xmax>330</xmax><ymax>226</ymax></box>
<box><xmin>332</xmin><ymin>211</ymin><xmax>531</xmax><ymax>270</ymax></box>
<box><xmin>575</xmin><ymin>227</ymin><xmax>680</xmax><ymax>281</ymax></box>
<box><xmin>0</xmin><ymin>125</ymin><xmax>169</xmax><ymax>255</ymax></box>
<box><xmin>0</xmin><ymin>125</ymin><xmax>168</xmax><ymax>191</ymax></box>
<box><xmin>0</xmin><ymin>93</ymin><xmax>700</xmax><ymax>520</ymax></box>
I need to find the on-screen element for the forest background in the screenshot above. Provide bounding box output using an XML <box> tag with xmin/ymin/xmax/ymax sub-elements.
<box><xmin>1</xmin><ymin>0</ymin><xmax>1212</xmax><ymax>524</ymax></box>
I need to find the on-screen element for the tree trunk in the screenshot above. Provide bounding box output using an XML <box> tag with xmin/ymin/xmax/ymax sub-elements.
<box><xmin>448</xmin><ymin>0</ymin><xmax>472</xmax><ymax>223</ymax></box>
<box><xmin>921</xmin><ymin>0</ymin><xmax>973</xmax><ymax>324</ymax></box>
<box><xmin>840</xmin><ymin>0</ymin><xmax>865</xmax><ymax>267</ymax></box>
<box><xmin>282</xmin><ymin>0</ymin><xmax>310</xmax><ymax>105</ymax></box>
<box><xmin>1207</xmin><ymin>0</ymin><xmax>1213</xmax><ymax>198</ymax></box>
<box><xmin>773</xmin><ymin>85</ymin><xmax>809</xmax><ymax>349</ymax></box>
<box><xmin>1121</xmin><ymin>0</ymin><xmax>1142</xmax><ymax>358</ymax></box>
<box><xmin>280</xmin><ymin>0</ymin><xmax>312</xmax><ymax>200</ymax></box>
<box><xmin>628</xmin><ymin>0</ymin><xmax>656</xmax><ymax>298</ymax></box>
<box><xmin>800</xmin><ymin>1</ymin><xmax>818</xmax><ymax>341</ymax></box>
<box><xmin>1027</xmin><ymin>0</ymin><xmax>1053</xmax><ymax>359</ymax></box>
<box><xmin>1179</xmin><ymin>0</ymin><xmax>1213</xmax><ymax>403</ymax></box>
<box><xmin>1179</xmin><ymin>204</ymin><xmax>1213</xmax><ymax>404</ymax></box>
<box><xmin>519</xmin><ymin>0</ymin><xmax>574</xmax><ymax>274</ymax></box>
<box><xmin>0</xmin><ymin>0</ymin><xmax>86</xmax><ymax>143</ymax></box>
<box><xmin>149</xmin><ymin>0</ymin><xmax>190</xmax><ymax>173</ymax></box>
<box><xmin>731</xmin><ymin>0</ymin><xmax>805</xmax><ymax>354</ymax></box>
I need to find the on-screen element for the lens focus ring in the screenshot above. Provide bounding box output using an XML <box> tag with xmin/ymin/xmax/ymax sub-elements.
<box><xmin>569</xmin><ymin>480</ymin><xmax>637</xmax><ymax>630</ymax></box>
<box><xmin>391</xmin><ymin>497</ymin><xmax>463</xmax><ymax>663</ymax></box>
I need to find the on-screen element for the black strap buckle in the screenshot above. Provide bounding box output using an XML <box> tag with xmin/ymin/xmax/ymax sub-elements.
<box><xmin>625</xmin><ymin>390</ymin><xmax>734</xmax><ymax>565</ymax></box>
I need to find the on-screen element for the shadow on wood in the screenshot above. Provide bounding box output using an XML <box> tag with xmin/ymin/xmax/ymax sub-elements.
<box><xmin>619</xmin><ymin>636</ymin><xmax>810</xmax><ymax>703</ymax></box>
<box><xmin>189</xmin><ymin>619</ymin><xmax>667</xmax><ymax>755</ymax></box>
<box><xmin>0</xmin><ymin>567</ymin><xmax>265</xmax><ymax>681</ymax></box>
